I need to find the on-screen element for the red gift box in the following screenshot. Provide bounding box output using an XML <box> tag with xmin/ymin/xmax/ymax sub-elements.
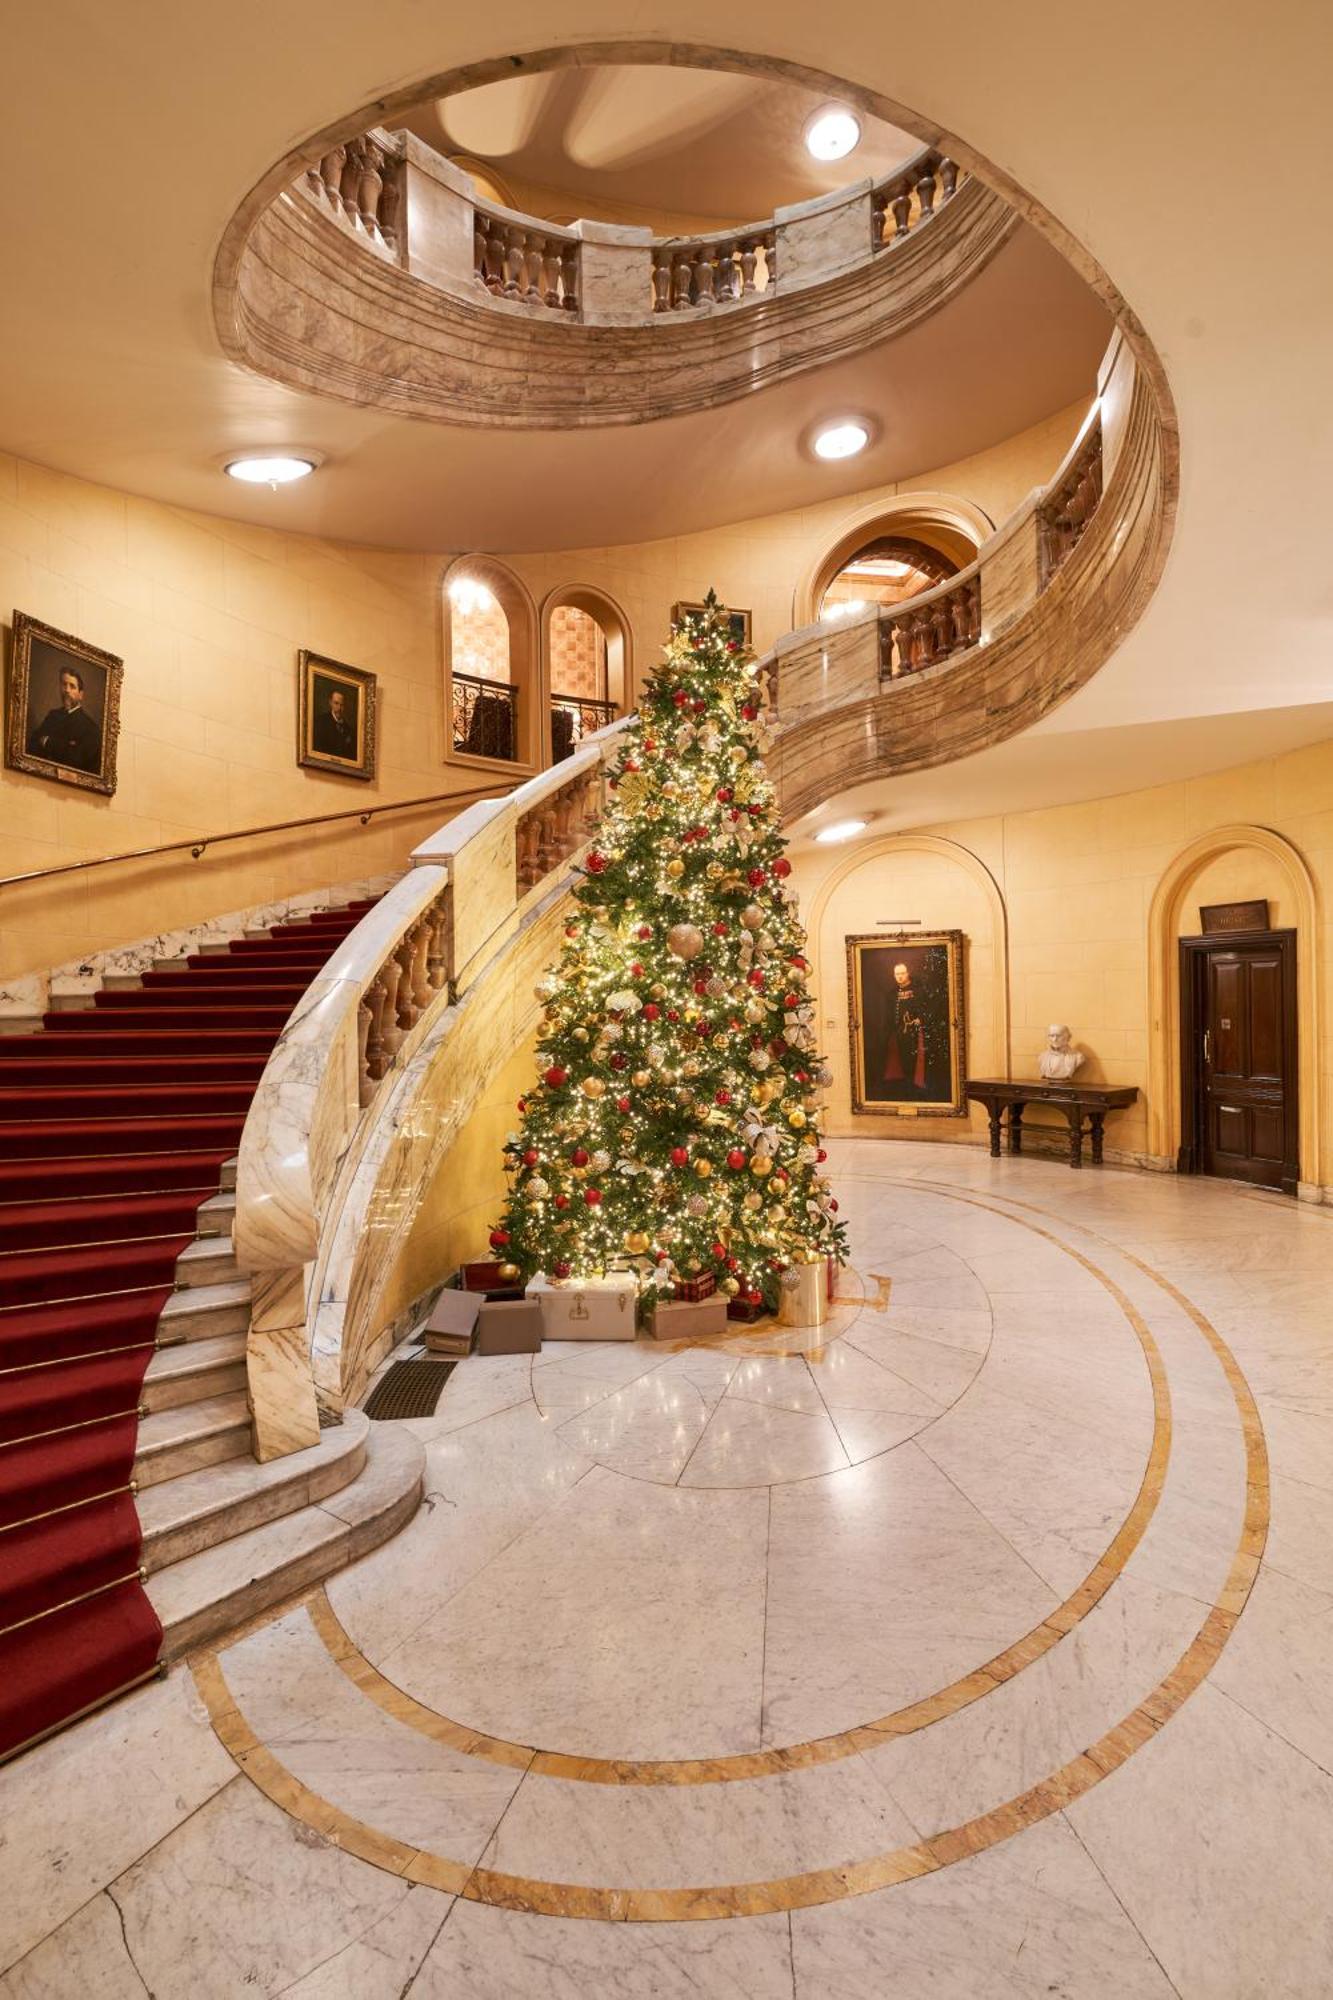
<box><xmin>671</xmin><ymin>1273</ymin><xmax>716</xmax><ymax>1303</ymax></box>
<box><xmin>461</xmin><ymin>1261</ymin><xmax>507</xmax><ymax>1291</ymax></box>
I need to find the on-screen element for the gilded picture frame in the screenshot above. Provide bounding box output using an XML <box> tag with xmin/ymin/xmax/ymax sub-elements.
<box><xmin>847</xmin><ymin>930</ymin><xmax>968</xmax><ymax>1118</ymax></box>
<box><xmin>5</xmin><ymin>611</ymin><xmax>123</xmax><ymax>796</ymax></box>
<box><xmin>671</xmin><ymin>601</ymin><xmax>752</xmax><ymax>651</ymax></box>
<box><xmin>297</xmin><ymin>650</ymin><xmax>378</xmax><ymax>781</ymax></box>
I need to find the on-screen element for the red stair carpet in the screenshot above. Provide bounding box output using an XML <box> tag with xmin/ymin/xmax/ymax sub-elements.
<box><xmin>0</xmin><ymin>900</ymin><xmax>375</xmax><ymax>1760</ymax></box>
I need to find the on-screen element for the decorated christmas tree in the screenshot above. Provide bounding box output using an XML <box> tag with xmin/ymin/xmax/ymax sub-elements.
<box><xmin>491</xmin><ymin>593</ymin><xmax>847</xmax><ymax>1312</ymax></box>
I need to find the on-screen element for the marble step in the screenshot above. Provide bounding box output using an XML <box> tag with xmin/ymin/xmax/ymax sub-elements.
<box><xmin>148</xmin><ymin>1420</ymin><xmax>424</xmax><ymax>1660</ymax></box>
<box><xmin>157</xmin><ymin>1280</ymin><xmax>251</xmax><ymax>1347</ymax></box>
<box><xmin>143</xmin><ymin>1332</ymin><xmax>247</xmax><ymax>1413</ymax></box>
<box><xmin>137</xmin><ymin>1406</ymin><xmax>370</xmax><ymax>1574</ymax></box>
<box><xmin>133</xmin><ymin>1393</ymin><xmax>250</xmax><ymax>1488</ymax></box>
<box><xmin>219</xmin><ymin>1157</ymin><xmax>237</xmax><ymax>1193</ymax></box>
<box><xmin>175</xmin><ymin>1237</ymin><xmax>242</xmax><ymax>1289</ymax></box>
<box><xmin>196</xmin><ymin>1192</ymin><xmax>236</xmax><ymax>1239</ymax></box>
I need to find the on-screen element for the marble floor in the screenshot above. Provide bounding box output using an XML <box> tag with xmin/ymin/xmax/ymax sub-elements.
<box><xmin>4</xmin><ymin>1139</ymin><xmax>1333</xmax><ymax>1997</ymax></box>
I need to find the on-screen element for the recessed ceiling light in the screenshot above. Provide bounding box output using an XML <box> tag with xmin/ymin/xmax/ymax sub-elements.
<box><xmin>814</xmin><ymin>818</ymin><xmax>868</xmax><ymax>844</ymax></box>
<box><xmin>224</xmin><ymin>454</ymin><xmax>317</xmax><ymax>486</ymax></box>
<box><xmin>812</xmin><ymin>421</ymin><xmax>870</xmax><ymax>462</ymax></box>
<box><xmin>805</xmin><ymin>108</ymin><xmax>861</xmax><ymax>162</ymax></box>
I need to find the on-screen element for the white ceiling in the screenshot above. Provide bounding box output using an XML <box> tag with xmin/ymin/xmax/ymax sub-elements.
<box><xmin>405</xmin><ymin>64</ymin><xmax>923</xmax><ymax>223</ymax></box>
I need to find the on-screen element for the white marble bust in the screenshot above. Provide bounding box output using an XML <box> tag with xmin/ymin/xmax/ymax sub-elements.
<box><xmin>1038</xmin><ymin>1023</ymin><xmax>1085</xmax><ymax>1081</ymax></box>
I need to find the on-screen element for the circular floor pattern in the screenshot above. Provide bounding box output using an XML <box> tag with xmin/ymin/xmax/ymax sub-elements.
<box><xmin>193</xmin><ymin>1170</ymin><xmax>1267</xmax><ymax>1923</ymax></box>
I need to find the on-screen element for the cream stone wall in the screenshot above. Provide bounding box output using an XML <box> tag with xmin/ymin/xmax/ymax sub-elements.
<box><xmin>1</xmin><ymin>400</ymin><xmax>1083</xmax><ymax>982</ymax></box>
<box><xmin>794</xmin><ymin>739</ymin><xmax>1333</xmax><ymax>1192</ymax></box>
<box><xmin>378</xmin><ymin>1034</ymin><xmax>537</xmax><ymax>1328</ymax></box>
<box><xmin>503</xmin><ymin>399</ymin><xmax>1086</xmax><ymax>688</ymax></box>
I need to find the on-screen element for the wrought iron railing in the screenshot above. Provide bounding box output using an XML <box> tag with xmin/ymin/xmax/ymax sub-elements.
<box><xmin>452</xmin><ymin>672</ymin><xmax>517</xmax><ymax>762</ymax></box>
<box><xmin>551</xmin><ymin>692</ymin><xmax>617</xmax><ymax>762</ymax></box>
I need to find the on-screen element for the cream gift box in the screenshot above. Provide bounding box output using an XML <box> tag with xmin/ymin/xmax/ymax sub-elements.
<box><xmin>527</xmin><ymin>1271</ymin><xmax>638</xmax><ymax>1341</ymax></box>
<box><xmin>649</xmin><ymin>1296</ymin><xmax>729</xmax><ymax>1341</ymax></box>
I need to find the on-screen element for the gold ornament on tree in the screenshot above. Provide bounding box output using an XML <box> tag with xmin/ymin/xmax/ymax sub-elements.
<box><xmin>667</xmin><ymin>922</ymin><xmax>705</xmax><ymax>961</ymax></box>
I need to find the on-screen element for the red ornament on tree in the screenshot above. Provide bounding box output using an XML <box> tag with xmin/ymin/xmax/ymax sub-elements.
<box><xmin>553</xmin><ymin>1259</ymin><xmax>572</xmax><ymax>1278</ymax></box>
<box><xmin>712</xmin><ymin>921</ymin><xmax>728</xmax><ymax>936</ymax></box>
<box><xmin>586</xmin><ymin>852</ymin><xmax>607</xmax><ymax>875</ymax></box>
<box><xmin>726</xmin><ymin>1149</ymin><xmax>747</xmax><ymax>1170</ymax></box>
<box><xmin>555</xmin><ymin>1195</ymin><xmax>569</xmax><ymax>1210</ymax></box>
<box><xmin>715</xmin><ymin>1088</ymin><xmax>732</xmax><ymax>1106</ymax></box>
<box><xmin>748</xmin><ymin>970</ymin><xmax>765</xmax><ymax>988</ymax></box>
<box><xmin>571</xmin><ymin>1147</ymin><xmax>590</xmax><ymax>1167</ymax></box>
<box><xmin>522</xmin><ymin>1149</ymin><xmax>539</xmax><ymax>1167</ymax></box>
<box><xmin>489</xmin><ymin>1228</ymin><xmax>510</xmax><ymax>1248</ymax></box>
<box><xmin>672</xmin><ymin>689</ymin><xmax>688</xmax><ymax>707</ymax></box>
<box><xmin>716</xmin><ymin>786</ymin><xmax>733</xmax><ymax>803</ymax></box>
<box><xmin>643</xmin><ymin>1002</ymin><xmax>660</xmax><ymax>1020</ymax></box>
<box><xmin>545</xmin><ymin>1066</ymin><xmax>568</xmax><ymax>1088</ymax></box>
<box><xmin>585</xmin><ymin>1188</ymin><xmax>603</xmax><ymax>1206</ymax></box>
<box><xmin>747</xmin><ymin>867</ymin><xmax>766</xmax><ymax>887</ymax></box>
<box><xmin>670</xmin><ymin>1146</ymin><xmax>690</xmax><ymax>1167</ymax></box>
<box><xmin>616</xmin><ymin>1095</ymin><xmax>631</xmax><ymax>1113</ymax></box>
<box><xmin>772</xmin><ymin>857</ymin><xmax>792</xmax><ymax>879</ymax></box>
<box><xmin>741</xmin><ymin>703</ymin><xmax>759</xmax><ymax>720</ymax></box>
<box><xmin>637</xmin><ymin>924</ymin><xmax>652</xmax><ymax>940</ymax></box>
<box><xmin>817</xmin><ymin>1148</ymin><xmax>828</xmax><ymax>1163</ymax></box>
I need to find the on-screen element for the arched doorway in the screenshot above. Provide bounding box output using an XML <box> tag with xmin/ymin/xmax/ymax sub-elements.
<box><xmin>445</xmin><ymin>557</ymin><xmax>539</xmax><ymax>770</ymax></box>
<box><xmin>542</xmin><ymin>586</ymin><xmax>632</xmax><ymax>764</ymax></box>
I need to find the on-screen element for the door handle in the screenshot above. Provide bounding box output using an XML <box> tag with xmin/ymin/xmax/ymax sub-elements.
<box><xmin>1203</xmin><ymin>1028</ymin><xmax>1212</xmax><ymax>1066</ymax></box>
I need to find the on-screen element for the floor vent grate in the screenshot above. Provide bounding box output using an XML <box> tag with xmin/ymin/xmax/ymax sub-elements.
<box><xmin>362</xmin><ymin>1356</ymin><xmax>458</xmax><ymax>1421</ymax></box>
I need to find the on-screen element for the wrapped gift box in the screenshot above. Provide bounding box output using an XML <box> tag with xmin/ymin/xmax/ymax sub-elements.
<box><xmin>726</xmin><ymin>1298</ymin><xmax>768</xmax><ymax>1324</ymax></box>
<box><xmin>422</xmin><ymin>1288</ymin><xmax>479</xmax><ymax>1357</ymax></box>
<box><xmin>649</xmin><ymin>1296</ymin><xmax>729</xmax><ymax>1341</ymax></box>
<box><xmin>669</xmin><ymin>1272</ymin><xmax>716</xmax><ymax>1303</ymax></box>
<box><xmin>476</xmin><ymin>1297</ymin><xmax>543</xmax><ymax>1355</ymax></box>
<box><xmin>527</xmin><ymin>1271</ymin><xmax>638</xmax><ymax>1342</ymax></box>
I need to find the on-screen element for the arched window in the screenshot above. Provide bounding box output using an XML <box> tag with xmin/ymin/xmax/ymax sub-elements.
<box><xmin>445</xmin><ymin>557</ymin><xmax>538</xmax><ymax>770</ymax></box>
<box><xmin>542</xmin><ymin>587</ymin><xmax>632</xmax><ymax>765</ymax></box>
<box><xmin>795</xmin><ymin>496</ymin><xmax>993</xmax><ymax>629</ymax></box>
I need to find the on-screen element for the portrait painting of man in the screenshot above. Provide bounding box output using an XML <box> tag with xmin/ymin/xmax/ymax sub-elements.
<box><xmin>5</xmin><ymin>612</ymin><xmax>122</xmax><ymax>795</ymax></box>
<box><xmin>847</xmin><ymin>931</ymin><xmax>967</xmax><ymax>1117</ymax></box>
<box><xmin>297</xmin><ymin>650</ymin><xmax>377</xmax><ymax>781</ymax></box>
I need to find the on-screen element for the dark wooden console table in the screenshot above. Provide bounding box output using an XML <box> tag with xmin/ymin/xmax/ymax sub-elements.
<box><xmin>965</xmin><ymin>1079</ymin><xmax>1140</xmax><ymax>1169</ymax></box>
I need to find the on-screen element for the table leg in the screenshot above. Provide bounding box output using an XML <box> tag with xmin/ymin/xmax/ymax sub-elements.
<box><xmin>1089</xmin><ymin>1112</ymin><xmax>1106</xmax><ymax>1166</ymax></box>
<box><xmin>1008</xmin><ymin>1102</ymin><xmax>1025</xmax><ymax>1156</ymax></box>
<box><xmin>986</xmin><ymin>1103</ymin><xmax>1003</xmax><ymax>1158</ymax></box>
<box><xmin>1065</xmin><ymin>1105</ymin><xmax>1084</xmax><ymax>1168</ymax></box>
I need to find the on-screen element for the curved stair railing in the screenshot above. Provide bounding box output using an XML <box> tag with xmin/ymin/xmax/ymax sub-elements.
<box><xmin>233</xmin><ymin>330</ymin><xmax>1172</xmax><ymax>1457</ymax></box>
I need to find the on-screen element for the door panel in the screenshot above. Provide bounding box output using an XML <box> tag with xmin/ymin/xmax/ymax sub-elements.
<box><xmin>1191</xmin><ymin>934</ymin><xmax>1296</xmax><ymax>1192</ymax></box>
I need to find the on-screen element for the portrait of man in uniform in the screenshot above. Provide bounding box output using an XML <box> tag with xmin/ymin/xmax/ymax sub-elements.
<box><xmin>847</xmin><ymin>931</ymin><xmax>967</xmax><ymax>1117</ymax></box>
<box><xmin>5</xmin><ymin>611</ymin><xmax>122</xmax><ymax>794</ymax></box>
<box><xmin>297</xmin><ymin>650</ymin><xmax>378</xmax><ymax>781</ymax></box>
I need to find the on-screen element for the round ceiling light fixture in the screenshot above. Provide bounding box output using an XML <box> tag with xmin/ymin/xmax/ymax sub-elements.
<box><xmin>812</xmin><ymin>419</ymin><xmax>870</xmax><ymax>462</ymax></box>
<box><xmin>814</xmin><ymin>818</ymin><xmax>869</xmax><ymax>844</ymax></box>
<box><xmin>224</xmin><ymin>454</ymin><xmax>318</xmax><ymax>486</ymax></box>
<box><xmin>805</xmin><ymin>107</ymin><xmax>861</xmax><ymax>163</ymax></box>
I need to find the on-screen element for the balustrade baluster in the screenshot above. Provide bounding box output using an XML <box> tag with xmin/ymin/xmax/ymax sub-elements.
<box><xmin>522</xmin><ymin>234</ymin><xmax>544</xmax><ymax>304</ymax></box>
<box><xmin>692</xmin><ymin>244</ymin><xmax>715</xmax><ymax>307</ymax></box>
<box><xmin>929</xmin><ymin>600</ymin><xmax>952</xmax><ymax>661</ymax></box>
<box><xmin>651</xmin><ymin>249</ymin><xmax>671</xmax><ymax>313</ymax></box>
<box><xmin>891</xmin><ymin>184</ymin><xmax>913</xmax><ymax>239</ymax></box>
<box><xmin>483</xmin><ymin>220</ymin><xmax>506</xmax><ymax>295</ymax></box>
<box><xmin>378</xmin><ymin>961</ymin><xmax>405</xmax><ymax>1059</ymax></box>
<box><xmin>356</xmin><ymin>142</ymin><xmax>385</xmax><ymax>240</ymax></box>
<box><xmin>364</xmin><ymin>980</ymin><xmax>389</xmax><ymax>1082</ymax></box>
<box><xmin>318</xmin><ymin>146</ymin><xmax>346</xmax><ymax>212</ymax></box>
<box><xmin>378</xmin><ymin>164</ymin><xmax>401</xmax><ymax>252</ymax></box>
<box><xmin>949</xmin><ymin>589</ymin><xmax>971</xmax><ymax>652</ymax></box>
<box><xmin>672</xmin><ymin>249</ymin><xmax>694</xmax><ymax>310</ymax></box>
<box><xmin>762</xmin><ymin>233</ymin><xmax>776</xmax><ymax>288</ymax></box>
<box><xmin>503</xmin><ymin>225</ymin><xmax>525</xmax><ymax>298</ymax></box>
<box><xmin>560</xmin><ymin>242</ymin><xmax>579</xmax><ymax>312</ymax></box>
<box><xmin>739</xmin><ymin>238</ymin><xmax>757</xmax><ymax>296</ymax></box>
<box><xmin>871</xmin><ymin>193</ymin><xmax>888</xmax><ymax>249</ymax></box>
<box><xmin>356</xmin><ymin>998</ymin><xmax>374</xmax><ymax>1107</ymax></box>
<box><xmin>426</xmin><ymin>903</ymin><xmax>450</xmax><ymax>991</ymax></box>
<box><xmin>474</xmin><ymin>216</ymin><xmax>489</xmax><ymax>290</ymax></box>
<box><xmin>393</xmin><ymin>934</ymin><xmax>417</xmax><ymax>1029</ymax></box>
<box><xmin>407</xmin><ymin>920</ymin><xmax>432</xmax><ymax>1013</ymax></box>
<box><xmin>939</xmin><ymin>157</ymin><xmax>959</xmax><ymax>200</ymax></box>
<box><xmin>540</xmin><ymin>241</ymin><xmax>562</xmax><ymax>309</ymax></box>
<box><xmin>915</xmin><ymin>161</ymin><xmax>937</xmax><ymax>222</ymax></box>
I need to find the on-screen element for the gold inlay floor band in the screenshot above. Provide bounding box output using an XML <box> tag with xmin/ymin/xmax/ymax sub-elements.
<box><xmin>303</xmin><ymin>1199</ymin><xmax>1171</xmax><ymax>1786</ymax></box>
<box><xmin>190</xmin><ymin>1189</ymin><xmax>1268</xmax><ymax>1923</ymax></box>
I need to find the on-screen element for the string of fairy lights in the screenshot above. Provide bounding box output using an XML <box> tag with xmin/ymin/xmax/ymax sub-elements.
<box><xmin>491</xmin><ymin>593</ymin><xmax>847</xmax><ymax>1309</ymax></box>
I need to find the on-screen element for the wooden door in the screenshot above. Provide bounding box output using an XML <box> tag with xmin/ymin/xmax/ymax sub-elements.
<box><xmin>1179</xmin><ymin>932</ymin><xmax>1298</xmax><ymax>1192</ymax></box>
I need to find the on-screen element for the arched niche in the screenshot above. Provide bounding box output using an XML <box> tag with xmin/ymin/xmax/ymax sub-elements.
<box><xmin>540</xmin><ymin>584</ymin><xmax>633</xmax><ymax>766</ymax></box>
<box><xmin>794</xmin><ymin>492</ymin><xmax>994</xmax><ymax>629</ymax></box>
<box><xmin>443</xmin><ymin>555</ymin><xmax>540</xmax><ymax>773</ymax></box>
<box><xmin>804</xmin><ymin>832</ymin><xmax>1010</xmax><ymax>1143</ymax></box>
<box><xmin>1147</xmin><ymin>825</ymin><xmax>1322</xmax><ymax>1188</ymax></box>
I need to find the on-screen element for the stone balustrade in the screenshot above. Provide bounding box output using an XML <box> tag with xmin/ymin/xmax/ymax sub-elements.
<box><xmin>651</xmin><ymin>227</ymin><xmax>776</xmax><ymax>311</ymax></box>
<box><xmin>225</xmin><ymin>133</ymin><xmax>1009</xmax><ymax>425</ymax></box>
<box><xmin>473</xmin><ymin>201</ymin><xmax>579</xmax><ymax>312</ymax></box>
<box><xmin>1038</xmin><ymin>413</ymin><xmax>1105</xmax><ymax>583</ymax></box>
<box><xmin>304</xmin><ymin>129</ymin><xmax>404</xmax><ymax>259</ymax></box>
<box><xmin>233</xmin><ymin>726</ymin><xmax>624</xmax><ymax>1457</ymax></box>
<box><xmin>282</xmin><ymin>129</ymin><xmax>967</xmax><ymax>328</ymax></box>
<box><xmin>881</xmin><ymin>573</ymin><xmax>983</xmax><ymax>676</ymax></box>
<box><xmin>871</xmin><ymin>150</ymin><xmax>959</xmax><ymax>248</ymax></box>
